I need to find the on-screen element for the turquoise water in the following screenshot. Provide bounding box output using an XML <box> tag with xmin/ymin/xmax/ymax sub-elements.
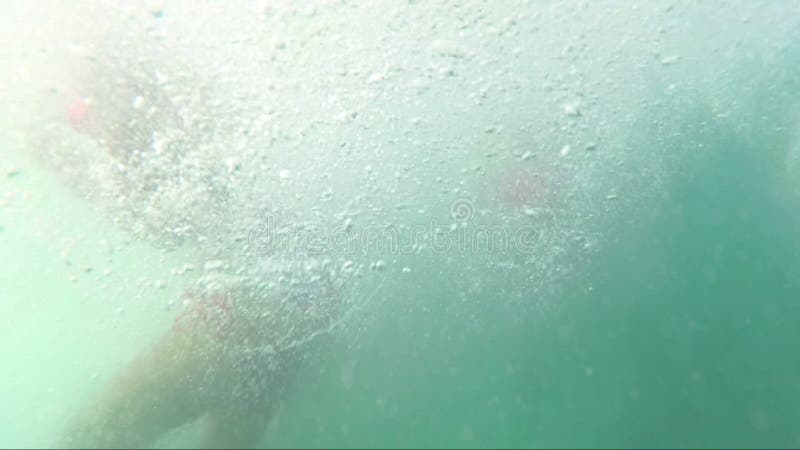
<box><xmin>266</xmin><ymin>117</ymin><xmax>800</xmax><ymax>448</ymax></box>
<box><xmin>3</xmin><ymin>1</ymin><xmax>800</xmax><ymax>448</ymax></box>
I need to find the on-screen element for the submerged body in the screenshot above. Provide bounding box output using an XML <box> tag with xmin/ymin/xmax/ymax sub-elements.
<box><xmin>40</xmin><ymin>23</ymin><xmax>352</xmax><ymax>446</ymax></box>
<box><xmin>61</xmin><ymin>258</ymin><xmax>345</xmax><ymax>448</ymax></box>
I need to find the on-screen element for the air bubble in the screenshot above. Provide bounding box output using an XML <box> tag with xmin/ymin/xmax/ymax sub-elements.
<box><xmin>563</xmin><ymin>103</ymin><xmax>581</xmax><ymax>117</ymax></box>
<box><xmin>132</xmin><ymin>96</ymin><xmax>145</xmax><ymax>109</ymax></box>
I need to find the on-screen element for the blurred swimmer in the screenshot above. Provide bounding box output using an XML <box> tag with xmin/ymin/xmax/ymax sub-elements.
<box><xmin>48</xmin><ymin>38</ymin><xmax>350</xmax><ymax>450</ymax></box>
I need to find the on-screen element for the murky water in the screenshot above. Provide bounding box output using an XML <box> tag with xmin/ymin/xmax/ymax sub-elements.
<box><xmin>2</xmin><ymin>1</ymin><xmax>800</xmax><ymax>448</ymax></box>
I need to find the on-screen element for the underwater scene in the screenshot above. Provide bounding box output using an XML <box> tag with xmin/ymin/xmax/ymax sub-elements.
<box><xmin>2</xmin><ymin>0</ymin><xmax>800</xmax><ymax>448</ymax></box>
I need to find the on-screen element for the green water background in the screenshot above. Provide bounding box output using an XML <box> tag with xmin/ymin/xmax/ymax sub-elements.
<box><xmin>268</xmin><ymin>118</ymin><xmax>800</xmax><ymax>448</ymax></box>
<box><xmin>3</xmin><ymin>2</ymin><xmax>800</xmax><ymax>448</ymax></box>
<box><xmin>4</xmin><ymin>94</ymin><xmax>800</xmax><ymax>449</ymax></box>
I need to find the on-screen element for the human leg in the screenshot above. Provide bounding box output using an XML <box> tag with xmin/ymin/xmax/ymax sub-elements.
<box><xmin>60</xmin><ymin>295</ymin><xmax>232</xmax><ymax>448</ymax></box>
